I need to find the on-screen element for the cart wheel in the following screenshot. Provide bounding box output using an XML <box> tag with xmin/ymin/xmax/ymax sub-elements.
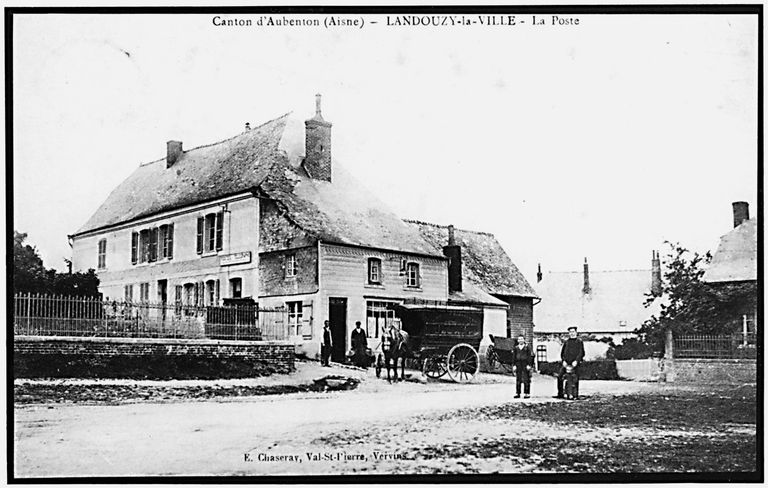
<box><xmin>375</xmin><ymin>354</ymin><xmax>383</xmax><ymax>378</ymax></box>
<box><xmin>422</xmin><ymin>356</ymin><xmax>447</xmax><ymax>379</ymax></box>
<box><xmin>486</xmin><ymin>345</ymin><xmax>498</xmax><ymax>371</ymax></box>
<box><xmin>446</xmin><ymin>343</ymin><xmax>480</xmax><ymax>383</ymax></box>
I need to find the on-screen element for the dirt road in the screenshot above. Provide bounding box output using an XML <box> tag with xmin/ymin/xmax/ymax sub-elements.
<box><xmin>13</xmin><ymin>368</ymin><xmax>756</xmax><ymax>477</ymax></box>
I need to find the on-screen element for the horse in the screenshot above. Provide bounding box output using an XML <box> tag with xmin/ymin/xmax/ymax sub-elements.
<box><xmin>381</xmin><ymin>325</ymin><xmax>411</xmax><ymax>382</ymax></box>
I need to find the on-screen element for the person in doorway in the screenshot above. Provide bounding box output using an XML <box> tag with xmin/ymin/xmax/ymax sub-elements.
<box><xmin>351</xmin><ymin>321</ymin><xmax>368</xmax><ymax>368</ymax></box>
<box><xmin>321</xmin><ymin>320</ymin><xmax>332</xmax><ymax>367</ymax></box>
<box><xmin>556</xmin><ymin>326</ymin><xmax>585</xmax><ymax>399</ymax></box>
<box><xmin>512</xmin><ymin>335</ymin><xmax>535</xmax><ymax>398</ymax></box>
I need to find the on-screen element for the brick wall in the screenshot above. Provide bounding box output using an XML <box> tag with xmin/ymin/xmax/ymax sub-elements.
<box><xmin>13</xmin><ymin>336</ymin><xmax>294</xmax><ymax>379</ymax></box>
<box><xmin>666</xmin><ymin>358</ymin><xmax>756</xmax><ymax>384</ymax></box>
<box><xmin>259</xmin><ymin>246</ymin><xmax>319</xmax><ymax>297</ymax></box>
<box><xmin>496</xmin><ymin>296</ymin><xmax>534</xmax><ymax>343</ymax></box>
<box><xmin>259</xmin><ymin>200</ymin><xmax>315</xmax><ymax>253</ymax></box>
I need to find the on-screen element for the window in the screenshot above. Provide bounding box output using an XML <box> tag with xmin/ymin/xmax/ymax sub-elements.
<box><xmin>536</xmin><ymin>345</ymin><xmax>547</xmax><ymax>364</ymax></box>
<box><xmin>183</xmin><ymin>283</ymin><xmax>195</xmax><ymax>314</ymax></box>
<box><xmin>230</xmin><ymin>278</ymin><xmax>242</xmax><ymax>298</ymax></box>
<box><xmin>287</xmin><ymin>301</ymin><xmax>303</xmax><ymax>335</ymax></box>
<box><xmin>206</xmin><ymin>280</ymin><xmax>220</xmax><ymax>306</ymax></box>
<box><xmin>366</xmin><ymin>300</ymin><xmax>398</xmax><ymax>338</ymax></box>
<box><xmin>197</xmin><ymin>212</ymin><xmax>223</xmax><ymax>254</ymax></box>
<box><xmin>285</xmin><ymin>254</ymin><xmax>297</xmax><ymax>278</ymax></box>
<box><xmin>159</xmin><ymin>224</ymin><xmax>174</xmax><ymax>259</ymax></box>
<box><xmin>97</xmin><ymin>239</ymin><xmax>107</xmax><ymax>269</ymax></box>
<box><xmin>406</xmin><ymin>262</ymin><xmax>420</xmax><ymax>288</ymax></box>
<box><xmin>148</xmin><ymin>227</ymin><xmax>158</xmax><ymax>262</ymax></box>
<box><xmin>124</xmin><ymin>284</ymin><xmax>133</xmax><ymax>303</ymax></box>
<box><xmin>368</xmin><ymin>258</ymin><xmax>381</xmax><ymax>284</ymax></box>
<box><xmin>139</xmin><ymin>283</ymin><xmax>150</xmax><ymax>303</ymax></box>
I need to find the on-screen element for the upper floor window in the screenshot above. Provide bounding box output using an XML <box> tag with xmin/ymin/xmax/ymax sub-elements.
<box><xmin>285</xmin><ymin>254</ymin><xmax>297</xmax><ymax>278</ymax></box>
<box><xmin>406</xmin><ymin>262</ymin><xmax>420</xmax><ymax>288</ymax></box>
<box><xmin>97</xmin><ymin>239</ymin><xmax>107</xmax><ymax>269</ymax></box>
<box><xmin>368</xmin><ymin>258</ymin><xmax>381</xmax><ymax>284</ymax></box>
<box><xmin>132</xmin><ymin>223</ymin><xmax>173</xmax><ymax>265</ymax></box>
<box><xmin>197</xmin><ymin>212</ymin><xmax>223</xmax><ymax>254</ymax></box>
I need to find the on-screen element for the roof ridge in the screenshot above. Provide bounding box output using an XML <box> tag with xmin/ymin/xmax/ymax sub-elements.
<box><xmin>547</xmin><ymin>268</ymin><xmax>652</xmax><ymax>274</ymax></box>
<box><xmin>403</xmin><ymin>218</ymin><xmax>494</xmax><ymax>237</ymax></box>
<box><xmin>138</xmin><ymin>112</ymin><xmax>292</xmax><ymax>168</ymax></box>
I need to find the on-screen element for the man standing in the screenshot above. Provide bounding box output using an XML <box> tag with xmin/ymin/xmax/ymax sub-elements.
<box><xmin>556</xmin><ymin>326</ymin><xmax>585</xmax><ymax>399</ymax></box>
<box><xmin>351</xmin><ymin>321</ymin><xmax>368</xmax><ymax>368</ymax></box>
<box><xmin>321</xmin><ymin>320</ymin><xmax>332</xmax><ymax>367</ymax></box>
<box><xmin>512</xmin><ymin>335</ymin><xmax>535</xmax><ymax>399</ymax></box>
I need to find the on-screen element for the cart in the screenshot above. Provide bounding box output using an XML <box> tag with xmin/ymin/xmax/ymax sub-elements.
<box><xmin>485</xmin><ymin>334</ymin><xmax>518</xmax><ymax>373</ymax></box>
<box><xmin>392</xmin><ymin>301</ymin><xmax>483</xmax><ymax>383</ymax></box>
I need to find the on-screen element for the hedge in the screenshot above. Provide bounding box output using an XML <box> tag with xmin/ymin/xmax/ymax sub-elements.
<box><xmin>538</xmin><ymin>360</ymin><xmax>620</xmax><ymax>380</ymax></box>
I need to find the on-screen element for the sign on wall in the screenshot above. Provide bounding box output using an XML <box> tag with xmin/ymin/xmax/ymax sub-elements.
<box><xmin>221</xmin><ymin>251</ymin><xmax>252</xmax><ymax>266</ymax></box>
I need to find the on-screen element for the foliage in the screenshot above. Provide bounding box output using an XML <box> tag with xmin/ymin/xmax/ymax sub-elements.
<box><xmin>638</xmin><ymin>241</ymin><xmax>757</xmax><ymax>351</ymax></box>
<box><xmin>13</xmin><ymin>231</ymin><xmax>100</xmax><ymax>296</ymax></box>
<box><xmin>611</xmin><ymin>338</ymin><xmax>655</xmax><ymax>360</ymax></box>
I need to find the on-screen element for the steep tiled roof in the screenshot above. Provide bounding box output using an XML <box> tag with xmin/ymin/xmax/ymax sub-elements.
<box><xmin>702</xmin><ymin>219</ymin><xmax>758</xmax><ymax>283</ymax></box>
<box><xmin>75</xmin><ymin>115</ymin><xmax>291</xmax><ymax>235</ymax></box>
<box><xmin>404</xmin><ymin>220</ymin><xmax>538</xmax><ymax>298</ymax></box>
<box><xmin>534</xmin><ymin>269</ymin><xmax>662</xmax><ymax>334</ymax></box>
<box><xmin>74</xmin><ymin>114</ymin><xmax>441</xmax><ymax>257</ymax></box>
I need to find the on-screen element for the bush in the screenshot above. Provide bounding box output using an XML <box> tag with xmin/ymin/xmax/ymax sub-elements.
<box><xmin>538</xmin><ymin>360</ymin><xmax>619</xmax><ymax>380</ymax></box>
<box><xmin>612</xmin><ymin>338</ymin><xmax>655</xmax><ymax>360</ymax></box>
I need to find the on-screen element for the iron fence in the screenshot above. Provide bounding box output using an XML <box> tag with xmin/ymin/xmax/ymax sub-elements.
<box><xmin>13</xmin><ymin>293</ymin><xmax>292</xmax><ymax>341</ymax></box>
<box><xmin>674</xmin><ymin>333</ymin><xmax>757</xmax><ymax>359</ymax></box>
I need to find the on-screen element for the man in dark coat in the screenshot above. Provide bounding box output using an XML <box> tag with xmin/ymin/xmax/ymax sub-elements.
<box><xmin>512</xmin><ymin>335</ymin><xmax>535</xmax><ymax>398</ymax></box>
<box><xmin>350</xmin><ymin>321</ymin><xmax>368</xmax><ymax>368</ymax></box>
<box><xmin>556</xmin><ymin>326</ymin><xmax>585</xmax><ymax>399</ymax></box>
<box><xmin>321</xmin><ymin>320</ymin><xmax>332</xmax><ymax>367</ymax></box>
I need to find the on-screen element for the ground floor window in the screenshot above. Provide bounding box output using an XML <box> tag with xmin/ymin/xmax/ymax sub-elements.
<box><xmin>366</xmin><ymin>300</ymin><xmax>398</xmax><ymax>338</ymax></box>
<box><xmin>287</xmin><ymin>301</ymin><xmax>303</xmax><ymax>335</ymax></box>
<box><xmin>230</xmin><ymin>278</ymin><xmax>242</xmax><ymax>298</ymax></box>
<box><xmin>536</xmin><ymin>345</ymin><xmax>547</xmax><ymax>364</ymax></box>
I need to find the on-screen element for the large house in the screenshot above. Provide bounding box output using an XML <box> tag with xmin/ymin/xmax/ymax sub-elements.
<box><xmin>70</xmin><ymin>96</ymin><xmax>534</xmax><ymax>360</ymax></box>
<box><xmin>534</xmin><ymin>255</ymin><xmax>663</xmax><ymax>349</ymax></box>
<box><xmin>701</xmin><ymin>201</ymin><xmax>758</xmax><ymax>336</ymax></box>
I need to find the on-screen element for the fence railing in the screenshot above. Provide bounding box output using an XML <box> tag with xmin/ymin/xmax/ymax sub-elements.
<box><xmin>674</xmin><ymin>333</ymin><xmax>757</xmax><ymax>359</ymax></box>
<box><xmin>13</xmin><ymin>294</ymin><xmax>295</xmax><ymax>341</ymax></box>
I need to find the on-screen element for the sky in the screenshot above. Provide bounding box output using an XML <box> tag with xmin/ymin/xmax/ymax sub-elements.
<box><xmin>12</xmin><ymin>12</ymin><xmax>759</xmax><ymax>285</ymax></box>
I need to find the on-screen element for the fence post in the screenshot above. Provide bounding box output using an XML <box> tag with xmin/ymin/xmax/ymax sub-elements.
<box><xmin>664</xmin><ymin>328</ymin><xmax>674</xmax><ymax>359</ymax></box>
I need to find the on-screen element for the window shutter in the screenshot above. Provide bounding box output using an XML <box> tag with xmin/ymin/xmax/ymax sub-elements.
<box><xmin>196</xmin><ymin>217</ymin><xmax>204</xmax><ymax>254</ymax></box>
<box><xmin>198</xmin><ymin>281</ymin><xmax>204</xmax><ymax>307</ymax></box>
<box><xmin>193</xmin><ymin>282</ymin><xmax>200</xmax><ymax>307</ymax></box>
<box><xmin>131</xmin><ymin>232</ymin><xmax>138</xmax><ymax>264</ymax></box>
<box><xmin>215</xmin><ymin>212</ymin><xmax>223</xmax><ymax>251</ymax></box>
<box><xmin>167</xmin><ymin>224</ymin><xmax>174</xmax><ymax>259</ymax></box>
<box><xmin>215</xmin><ymin>279</ymin><xmax>220</xmax><ymax>305</ymax></box>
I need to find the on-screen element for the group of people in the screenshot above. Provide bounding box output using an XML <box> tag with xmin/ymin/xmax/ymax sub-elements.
<box><xmin>320</xmin><ymin>320</ymin><xmax>370</xmax><ymax>368</ymax></box>
<box><xmin>510</xmin><ymin>325</ymin><xmax>585</xmax><ymax>400</ymax></box>
<box><xmin>321</xmin><ymin>319</ymin><xmax>586</xmax><ymax>400</ymax></box>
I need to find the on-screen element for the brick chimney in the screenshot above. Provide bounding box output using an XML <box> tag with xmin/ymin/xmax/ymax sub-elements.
<box><xmin>651</xmin><ymin>250</ymin><xmax>662</xmax><ymax>296</ymax></box>
<box><xmin>537</xmin><ymin>263</ymin><xmax>543</xmax><ymax>283</ymax></box>
<box><xmin>304</xmin><ymin>94</ymin><xmax>332</xmax><ymax>182</ymax></box>
<box><xmin>166</xmin><ymin>140</ymin><xmax>183</xmax><ymax>168</ymax></box>
<box><xmin>732</xmin><ymin>201</ymin><xmax>749</xmax><ymax>228</ymax></box>
<box><xmin>443</xmin><ymin>225</ymin><xmax>462</xmax><ymax>293</ymax></box>
<box><xmin>582</xmin><ymin>257</ymin><xmax>591</xmax><ymax>295</ymax></box>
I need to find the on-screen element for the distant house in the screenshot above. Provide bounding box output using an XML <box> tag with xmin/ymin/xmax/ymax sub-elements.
<box><xmin>533</xmin><ymin>255</ymin><xmax>663</xmax><ymax>351</ymax></box>
<box><xmin>702</xmin><ymin>201</ymin><xmax>758</xmax><ymax>336</ymax></box>
<box><xmin>69</xmin><ymin>95</ymin><xmax>532</xmax><ymax>361</ymax></box>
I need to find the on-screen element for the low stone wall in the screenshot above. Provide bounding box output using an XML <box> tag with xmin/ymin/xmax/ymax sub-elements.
<box><xmin>666</xmin><ymin>358</ymin><xmax>756</xmax><ymax>384</ymax></box>
<box><xmin>13</xmin><ymin>335</ymin><xmax>295</xmax><ymax>379</ymax></box>
<box><xmin>615</xmin><ymin>358</ymin><xmax>663</xmax><ymax>382</ymax></box>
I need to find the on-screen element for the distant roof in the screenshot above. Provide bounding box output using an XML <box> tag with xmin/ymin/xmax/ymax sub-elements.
<box><xmin>702</xmin><ymin>219</ymin><xmax>758</xmax><ymax>283</ymax></box>
<box><xmin>534</xmin><ymin>269</ymin><xmax>662</xmax><ymax>334</ymax></box>
<box><xmin>74</xmin><ymin>113</ymin><xmax>441</xmax><ymax>257</ymax></box>
<box><xmin>404</xmin><ymin>220</ymin><xmax>538</xmax><ymax>299</ymax></box>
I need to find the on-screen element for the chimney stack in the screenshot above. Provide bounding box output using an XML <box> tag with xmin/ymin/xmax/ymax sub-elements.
<box><xmin>537</xmin><ymin>263</ymin><xmax>543</xmax><ymax>283</ymax></box>
<box><xmin>245</xmin><ymin>122</ymin><xmax>251</xmax><ymax>131</ymax></box>
<box><xmin>732</xmin><ymin>201</ymin><xmax>749</xmax><ymax>228</ymax></box>
<box><xmin>166</xmin><ymin>140</ymin><xmax>183</xmax><ymax>168</ymax></box>
<box><xmin>582</xmin><ymin>257</ymin><xmax>591</xmax><ymax>295</ymax></box>
<box><xmin>443</xmin><ymin>224</ymin><xmax>462</xmax><ymax>293</ymax></box>
<box><xmin>304</xmin><ymin>93</ymin><xmax>332</xmax><ymax>182</ymax></box>
<box><xmin>651</xmin><ymin>250</ymin><xmax>662</xmax><ymax>296</ymax></box>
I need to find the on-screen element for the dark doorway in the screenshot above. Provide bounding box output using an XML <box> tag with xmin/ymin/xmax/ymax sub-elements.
<box><xmin>328</xmin><ymin>297</ymin><xmax>347</xmax><ymax>363</ymax></box>
<box><xmin>157</xmin><ymin>279</ymin><xmax>168</xmax><ymax>323</ymax></box>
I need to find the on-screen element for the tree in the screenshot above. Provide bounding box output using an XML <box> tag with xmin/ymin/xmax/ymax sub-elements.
<box><xmin>638</xmin><ymin>241</ymin><xmax>757</xmax><ymax>350</ymax></box>
<box><xmin>13</xmin><ymin>231</ymin><xmax>100</xmax><ymax>296</ymax></box>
